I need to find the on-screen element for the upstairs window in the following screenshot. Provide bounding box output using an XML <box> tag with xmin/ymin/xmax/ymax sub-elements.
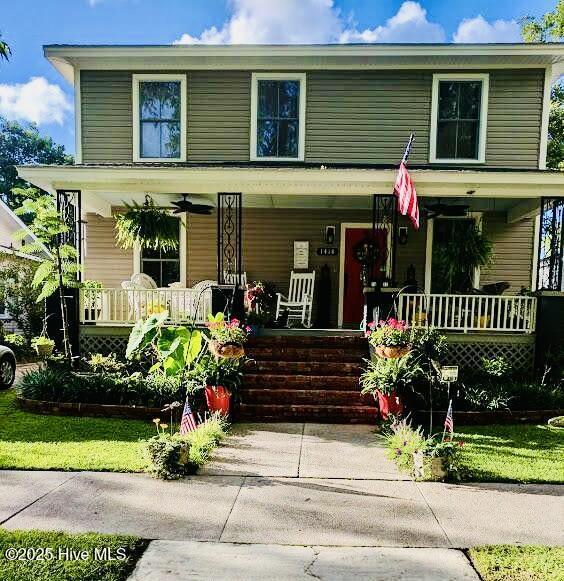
<box><xmin>133</xmin><ymin>74</ymin><xmax>186</xmax><ymax>162</ymax></box>
<box><xmin>140</xmin><ymin>216</ymin><xmax>181</xmax><ymax>287</ymax></box>
<box><xmin>430</xmin><ymin>74</ymin><xmax>489</xmax><ymax>164</ymax></box>
<box><xmin>251</xmin><ymin>73</ymin><xmax>306</xmax><ymax>161</ymax></box>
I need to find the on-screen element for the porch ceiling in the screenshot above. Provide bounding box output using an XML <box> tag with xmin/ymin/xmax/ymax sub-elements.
<box><xmin>17</xmin><ymin>164</ymin><xmax>564</xmax><ymax>216</ymax></box>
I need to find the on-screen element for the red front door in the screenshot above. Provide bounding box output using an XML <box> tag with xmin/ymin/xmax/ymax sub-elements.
<box><xmin>342</xmin><ymin>227</ymin><xmax>388</xmax><ymax>326</ymax></box>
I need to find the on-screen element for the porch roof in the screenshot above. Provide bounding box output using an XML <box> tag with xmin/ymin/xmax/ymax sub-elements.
<box><xmin>18</xmin><ymin>163</ymin><xmax>564</xmax><ymax>205</ymax></box>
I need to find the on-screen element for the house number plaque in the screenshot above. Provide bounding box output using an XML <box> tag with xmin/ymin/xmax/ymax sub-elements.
<box><xmin>316</xmin><ymin>247</ymin><xmax>338</xmax><ymax>256</ymax></box>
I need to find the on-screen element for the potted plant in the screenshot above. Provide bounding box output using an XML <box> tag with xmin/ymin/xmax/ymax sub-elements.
<box><xmin>114</xmin><ymin>195</ymin><xmax>180</xmax><ymax>253</ymax></box>
<box><xmin>31</xmin><ymin>336</ymin><xmax>55</xmax><ymax>358</ymax></box>
<box><xmin>188</xmin><ymin>354</ymin><xmax>244</xmax><ymax>416</ymax></box>
<box><xmin>366</xmin><ymin>318</ymin><xmax>412</xmax><ymax>359</ymax></box>
<box><xmin>360</xmin><ymin>355</ymin><xmax>419</xmax><ymax>419</ymax></box>
<box><xmin>413</xmin><ymin>437</ymin><xmax>464</xmax><ymax>481</ymax></box>
<box><xmin>205</xmin><ymin>313</ymin><xmax>250</xmax><ymax>360</ymax></box>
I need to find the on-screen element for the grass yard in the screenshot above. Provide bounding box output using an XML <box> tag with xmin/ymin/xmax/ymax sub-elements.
<box><xmin>0</xmin><ymin>390</ymin><xmax>153</xmax><ymax>472</ymax></box>
<box><xmin>469</xmin><ymin>545</ymin><xmax>564</xmax><ymax>581</ymax></box>
<box><xmin>0</xmin><ymin>529</ymin><xmax>147</xmax><ymax>581</ymax></box>
<box><xmin>457</xmin><ymin>424</ymin><xmax>564</xmax><ymax>483</ymax></box>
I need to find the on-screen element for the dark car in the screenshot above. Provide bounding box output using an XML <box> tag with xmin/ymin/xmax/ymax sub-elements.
<box><xmin>0</xmin><ymin>345</ymin><xmax>16</xmax><ymax>389</ymax></box>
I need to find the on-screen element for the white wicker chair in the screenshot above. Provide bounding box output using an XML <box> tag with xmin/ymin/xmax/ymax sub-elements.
<box><xmin>275</xmin><ymin>271</ymin><xmax>316</xmax><ymax>328</ymax></box>
<box><xmin>130</xmin><ymin>272</ymin><xmax>158</xmax><ymax>289</ymax></box>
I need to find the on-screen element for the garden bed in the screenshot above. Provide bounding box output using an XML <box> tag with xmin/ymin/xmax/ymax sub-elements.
<box><xmin>16</xmin><ymin>396</ymin><xmax>163</xmax><ymax>420</ymax></box>
<box><xmin>413</xmin><ymin>409</ymin><xmax>563</xmax><ymax>425</ymax></box>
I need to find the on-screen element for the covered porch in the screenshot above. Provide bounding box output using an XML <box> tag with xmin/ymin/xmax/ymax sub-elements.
<box><xmin>18</xmin><ymin>163</ymin><xmax>559</xmax><ymax>336</ymax></box>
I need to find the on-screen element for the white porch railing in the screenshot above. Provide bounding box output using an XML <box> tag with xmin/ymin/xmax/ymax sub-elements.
<box><xmin>397</xmin><ymin>293</ymin><xmax>537</xmax><ymax>334</ymax></box>
<box><xmin>80</xmin><ymin>287</ymin><xmax>213</xmax><ymax>325</ymax></box>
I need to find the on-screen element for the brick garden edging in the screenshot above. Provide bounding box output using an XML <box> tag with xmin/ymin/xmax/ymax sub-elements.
<box><xmin>413</xmin><ymin>409</ymin><xmax>563</xmax><ymax>425</ymax></box>
<box><xmin>16</xmin><ymin>397</ymin><xmax>162</xmax><ymax>420</ymax></box>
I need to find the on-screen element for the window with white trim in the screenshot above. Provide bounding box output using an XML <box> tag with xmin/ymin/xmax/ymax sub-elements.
<box><xmin>140</xmin><ymin>216</ymin><xmax>181</xmax><ymax>287</ymax></box>
<box><xmin>251</xmin><ymin>73</ymin><xmax>306</xmax><ymax>161</ymax></box>
<box><xmin>430</xmin><ymin>74</ymin><xmax>489</xmax><ymax>164</ymax></box>
<box><xmin>133</xmin><ymin>75</ymin><xmax>186</xmax><ymax>162</ymax></box>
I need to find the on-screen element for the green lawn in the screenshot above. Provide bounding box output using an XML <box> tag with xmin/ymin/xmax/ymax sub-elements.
<box><xmin>0</xmin><ymin>390</ymin><xmax>153</xmax><ymax>472</ymax></box>
<box><xmin>0</xmin><ymin>530</ymin><xmax>147</xmax><ymax>581</ymax></box>
<box><xmin>457</xmin><ymin>424</ymin><xmax>564</xmax><ymax>483</ymax></box>
<box><xmin>469</xmin><ymin>545</ymin><xmax>564</xmax><ymax>581</ymax></box>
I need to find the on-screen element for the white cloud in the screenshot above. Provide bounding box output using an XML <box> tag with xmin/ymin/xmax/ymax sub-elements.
<box><xmin>0</xmin><ymin>77</ymin><xmax>72</xmax><ymax>125</ymax></box>
<box><xmin>340</xmin><ymin>1</ymin><xmax>445</xmax><ymax>43</ymax></box>
<box><xmin>453</xmin><ymin>15</ymin><xmax>521</xmax><ymax>43</ymax></box>
<box><xmin>175</xmin><ymin>0</ymin><xmax>341</xmax><ymax>45</ymax></box>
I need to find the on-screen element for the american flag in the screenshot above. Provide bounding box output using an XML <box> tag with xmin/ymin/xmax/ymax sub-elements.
<box><xmin>394</xmin><ymin>161</ymin><xmax>420</xmax><ymax>230</ymax></box>
<box><xmin>444</xmin><ymin>400</ymin><xmax>454</xmax><ymax>436</ymax></box>
<box><xmin>179</xmin><ymin>398</ymin><xmax>198</xmax><ymax>435</ymax></box>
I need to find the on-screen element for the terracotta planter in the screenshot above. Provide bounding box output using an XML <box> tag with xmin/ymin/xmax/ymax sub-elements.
<box><xmin>374</xmin><ymin>345</ymin><xmax>411</xmax><ymax>359</ymax></box>
<box><xmin>209</xmin><ymin>340</ymin><xmax>245</xmax><ymax>360</ymax></box>
<box><xmin>376</xmin><ymin>390</ymin><xmax>403</xmax><ymax>420</ymax></box>
<box><xmin>34</xmin><ymin>343</ymin><xmax>54</xmax><ymax>358</ymax></box>
<box><xmin>205</xmin><ymin>385</ymin><xmax>231</xmax><ymax>415</ymax></box>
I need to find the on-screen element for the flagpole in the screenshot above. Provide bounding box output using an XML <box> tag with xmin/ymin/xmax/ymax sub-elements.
<box><xmin>442</xmin><ymin>400</ymin><xmax>451</xmax><ymax>442</ymax></box>
<box><xmin>401</xmin><ymin>132</ymin><xmax>415</xmax><ymax>165</ymax></box>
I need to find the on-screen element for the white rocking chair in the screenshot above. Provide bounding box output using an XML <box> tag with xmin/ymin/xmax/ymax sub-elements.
<box><xmin>276</xmin><ymin>271</ymin><xmax>316</xmax><ymax>328</ymax></box>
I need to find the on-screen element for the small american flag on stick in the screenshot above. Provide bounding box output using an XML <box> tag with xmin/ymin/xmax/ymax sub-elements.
<box><xmin>180</xmin><ymin>398</ymin><xmax>198</xmax><ymax>435</ymax></box>
<box><xmin>443</xmin><ymin>400</ymin><xmax>454</xmax><ymax>438</ymax></box>
<box><xmin>394</xmin><ymin>134</ymin><xmax>420</xmax><ymax>230</ymax></box>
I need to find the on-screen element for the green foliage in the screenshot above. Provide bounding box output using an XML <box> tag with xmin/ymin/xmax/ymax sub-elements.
<box><xmin>0</xmin><ymin>254</ymin><xmax>43</xmax><ymax>340</ymax></box>
<box><xmin>188</xmin><ymin>354</ymin><xmax>245</xmax><ymax>395</ymax></box>
<box><xmin>206</xmin><ymin>312</ymin><xmax>249</xmax><ymax>344</ymax></box>
<box><xmin>0</xmin><ymin>117</ymin><xmax>72</xmax><ymax>210</ymax></box>
<box><xmin>1</xmin><ymin>333</ymin><xmax>31</xmax><ymax>358</ymax></box>
<box><xmin>521</xmin><ymin>0</ymin><xmax>564</xmax><ymax>42</ymax></box>
<box><xmin>86</xmin><ymin>353</ymin><xmax>127</xmax><ymax>374</ymax></box>
<box><xmin>0</xmin><ymin>530</ymin><xmax>148</xmax><ymax>581</ymax></box>
<box><xmin>185</xmin><ymin>413</ymin><xmax>229</xmax><ymax>467</ymax></box>
<box><xmin>433</xmin><ymin>223</ymin><xmax>493</xmax><ymax>293</ymax></box>
<box><xmin>361</xmin><ymin>354</ymin><xmax>421</xmax><ymax>396</ymax></box>
<box><xmin>115</xmin><ymin>196</ymin><xmax>179</xmax><ymax>252</ymax></box>
<box><xmin>31</xmin><ymin>336</ymin><xmax>55</xmax><ymax>348</ymax></box>
<box><xmin>481</xmin><ymin>355</ymin><xmax>512</xmax><ymax>378</ymax></box>
<box><xmin>384</xmin><ymin>417</ymin><xmax>427</xmax><ymax>473</ymax></box>
<box><xmin>0</xmin><ymin>32</ymin><xmax>10</xmax><ymax>62</ymax></box>
<box><xmin>366</xmin><ymin>318</ymin><xmax>410</xmax><ymax>347</ymax></box>
<box><xmin>125</xmin><ymin>311</ymin><xmax>168</xmax><ymax>358</ymax></box>
<box><xmin>469</xmin><ymin>545</ymin><xmax>564</xmax><ymax>581</ymax></box>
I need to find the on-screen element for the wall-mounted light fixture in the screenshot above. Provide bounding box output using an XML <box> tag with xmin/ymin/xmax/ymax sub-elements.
<box><xmin>398</xmin><ymin>226</ymin><xmax>408</xmax><ymax>245</ymax></box>
<box><xmin>324</xmin><ymin>225</ymin><xmax>336</xmax><ymax>245</ymax></box>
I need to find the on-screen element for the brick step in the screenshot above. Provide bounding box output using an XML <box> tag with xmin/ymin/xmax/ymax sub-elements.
<box><xmin>236</xmin><ymin>403</ymin><xmax>377</xmax><ymax>424</ymax></box>
<box><xmin>247</xmin><ymin>335</ymin><xmax>366</xmax><ymax>348</ymax></box>
<box><xmin>241</xmin><ymin>388</ymin><xmax>374</xmax><ymax>406</ymax></box>
<box><xmin>242</xmin><ymin>374</ymin><xmax>361</xmax><ymax>391</ymax></box>
<box><xmin>247</xmin><ymin>360</ymin><xmax>362</xmax><ymax>376</ymax></box>
<box><xmin>246</xmin><ymin>346</ymin><xmax>367</xmax><ymax>363</ymax></box>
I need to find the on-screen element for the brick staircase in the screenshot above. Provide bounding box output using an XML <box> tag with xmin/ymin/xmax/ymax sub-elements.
<box><xmin>236</xmin><ymin>335</ymin><xmax>377</xmax><ymax>423</ymax></box>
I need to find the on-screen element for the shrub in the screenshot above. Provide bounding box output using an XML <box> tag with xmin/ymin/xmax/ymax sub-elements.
<box><xmin>144</xmin><ymin>435</ymin><xmax>192</xmax><ymax>480</ymax></box>
<box><xmin>481</xmin><ymin>355</ymin><xmax>512</xmax><ymax>378</ymax></box>
<box><xmin>86</xmin><ymin>352</ymin><xmax>126</xmax><ymax>375</ymax></box>
<box><xmin>384</xmin><ymin>417</ymin><xmax>427</xmax><ymax>473</ymax></box>
<box><xmin>185</xmin><ymin>413</ymin><xmax>229</xmax><ymax>467</ymax></box>
<box><xmin>2</xmin><ymin>333</ymin><xmax>31</xmax><ymax>358</ymax></box>
<box><xmin>16</xmin><ymin>367</ymin><xmax>72</xmax><ymax>401</ymax></box>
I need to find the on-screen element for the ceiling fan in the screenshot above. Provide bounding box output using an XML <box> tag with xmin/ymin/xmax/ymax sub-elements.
<box><xmin>424</xmin><ymin>202</ymin><xmax>469</xmax><ymax>219</ymax></box>
<box><xmin>171</xmin><ymin>194</ymin><xmax>214</xmax><ymax>215</ymax></box>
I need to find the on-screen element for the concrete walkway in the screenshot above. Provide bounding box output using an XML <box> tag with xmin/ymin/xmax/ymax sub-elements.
<box><xmin>1</xmin><ymin>422</ymin><xmax>562</xmax><ymax>579</ymax></box>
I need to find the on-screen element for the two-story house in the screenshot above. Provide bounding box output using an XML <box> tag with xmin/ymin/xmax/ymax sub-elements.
<box><xmin>17</xmin><ymin>43</ymin><xmax>564</xmax><ymax>377</ymax></box>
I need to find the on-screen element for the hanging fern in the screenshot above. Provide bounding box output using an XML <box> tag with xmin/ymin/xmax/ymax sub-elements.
<box><xmin>115</xmin><ymin>196</ymin><xmax>179</xmax><ymax>252</ymax></box>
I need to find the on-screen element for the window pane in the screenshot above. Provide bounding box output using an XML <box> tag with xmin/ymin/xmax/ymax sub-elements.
<box><xmin>257</xmin><ymin>119</ymin><xmax>277</xmax><ymax>157</ymax></box>
<box><xmin>141</xmin><ymin>261</ymin><xmax>161</xmax><ymax>286</ymax></box>
<box><xmin>141</xmin><ymin>246</ymin><xmax>160</xmax><ymax>259</ymax></box>
<box><xmin>258</xmin><ymin>81</ymin><xmax>278</xmax><ymax>118</ymax></box>
<box><xmin>140</xmin><ymin>82</ymin><xmax>162</xmax><ymax>120</ymax></box>
<box><xmin>459</xmin><ymin>82</ymin><xmax>481</xmax><ymax>120</ymax></box>
<box><xmin>161</xmin><ymin>122</ymin><xmax>181</xmax><ymax>158</ymax></box>
<box><xmin>161</xmin><ymin>261</ymin><xmax>180</xmax><ymax>287</ymax></box>
<box><xmin>279</xmin><ymin>81</ymin><xmax>299</xmax><ymax>119</ymax></box>
<box><xmin>438</xmin><ymin>82</ymin><xmax>459</xmax><ymax>120</ymax></box>
<box><xmin>159</xmin><ymin>82</ymin><xmax>180</xmax><ymax>120</ymax></box>
<box><xmin>278</xmin><ymin>120</ymin><xmax>299</xmax><ymax>157</ymax></box>
<box><xmin>457</xmin><ymin>121</ymin><xmax>479</xmax><ymax>158</ymax></box>
<box><xmin>436</xmin><ymin>121</ymin><xmax>457</xmax><ymax>159</ymax></box>
<box><xmin>140</xmin><ymin>122</ymin><xmax>161</xmax><ymax>158</ymax></box>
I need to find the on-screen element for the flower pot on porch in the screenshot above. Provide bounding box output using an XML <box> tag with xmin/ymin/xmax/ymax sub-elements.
<box><xmin>205</xmin><ymin>385</ymin><xmax>231</xmax><ymax>415</ymax></box>
<box><xmin>374</xmin><ymin>345</ymin><xmax>411</xmax><ymax>359</ymax></box>
<box><xmin>209</xmin><ymin>340</ymin><xmax>245</xmax><ymax>360</ymax></box>
<box><xmin>376</xmin><ymin>390</ymin><xmax>403</xmax><ymax>420</ymax></box>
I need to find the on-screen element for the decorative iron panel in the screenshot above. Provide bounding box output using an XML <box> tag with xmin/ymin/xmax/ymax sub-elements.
<box><xmin>56</xmin><ymin>189</ymin><xmax>82</xmax><ymax>280</ymax></box>
<box><xmin>537</xmin><ymin>197</ymin><xmax>564</xmax><ymax>291</ymax></box>
<box><xmin>217</xmin><ymin>192</ymin><xmax>243</xmax><ymax>286</ymax></box>
<box><xmin>371</xmin><ymin>194</ymin><xmax>398</xmax><ymax>284</ymax></box>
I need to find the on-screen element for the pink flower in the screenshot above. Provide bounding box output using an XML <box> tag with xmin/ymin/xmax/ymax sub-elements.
<box><xmin>245</xmin><ymin>326</ymin><xmax>252</xmax><ymax>332</ymax></box>
<box><xmin>365</xmin><ymin>330</ymin><xmax>372</xmax><ymax>337</ymax></box>
<box><xmin>230</xmin><ymin>318</ymin><xmax>240</xmax><ymax>325</ymax></box>
<box><xmin>367</xmin><ymin>321</ymin><xmax>376</xmax><ymax>329</ymax></box>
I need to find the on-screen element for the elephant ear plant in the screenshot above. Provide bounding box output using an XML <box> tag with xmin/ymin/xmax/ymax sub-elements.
<box><xmin>115</xmin><ymin>195</ymin><xmax>179</xmax><ymax>252</ymax></box>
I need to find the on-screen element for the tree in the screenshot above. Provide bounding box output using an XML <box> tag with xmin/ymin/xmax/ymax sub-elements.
<box><xmin>0</xmin><ymin>254</ymin><xmax>43</xmax><ymax>341</ymax></box>
<box><xmin>14</xmin><ymin>189</ymin><xmax>80</xmax><ymax>360</ymax></box>
<box><xmin>0</xmin><ymin>32</ymin><xmax>10</xmax><ymax>61</ymax></box>
<box><xmin>521</xmin><ymin>1</ymin><xmax>564</xmax><ymax>169</ymax></box>
<box><xmin>0</xmin><ymin>118</ymin><xmax>73</xmax><ymax>210</ymax></box>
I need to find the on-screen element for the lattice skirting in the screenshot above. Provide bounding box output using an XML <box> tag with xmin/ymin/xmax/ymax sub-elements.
<box><xmin>443</xmin><ymin>334</ymin><xmax>535</xmax><ymax>372</ymax></box>
<box><xmin>79</xmin><ymin>329</ymin><xmax>129</xmax><ymax>356</ymax></box>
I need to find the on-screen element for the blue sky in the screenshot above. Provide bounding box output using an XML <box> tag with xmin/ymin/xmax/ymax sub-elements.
<box><xmin>0</xmin><ymin>0</ymin><xmax>556</xmax><ymax>155</ymax></box>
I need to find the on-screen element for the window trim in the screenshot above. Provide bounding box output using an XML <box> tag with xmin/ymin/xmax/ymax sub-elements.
<box><xmin>132</xmin><ymin>73</ymin><xmax>187</xmax><ymax>163</ymax></box>
<box><xmin>429</xmin><ymin>73</ymin><xmax>489</xmax><ymax>165</ymax></box>
<box><xmin>133</xmin><ymin>213</ymin><xmax>186</xmax><ymax>287</ymax></box>
<box><xmin>250</xmin><ymin>72</ymin><xmax>306</xmax><ymax>162</ymax></box>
